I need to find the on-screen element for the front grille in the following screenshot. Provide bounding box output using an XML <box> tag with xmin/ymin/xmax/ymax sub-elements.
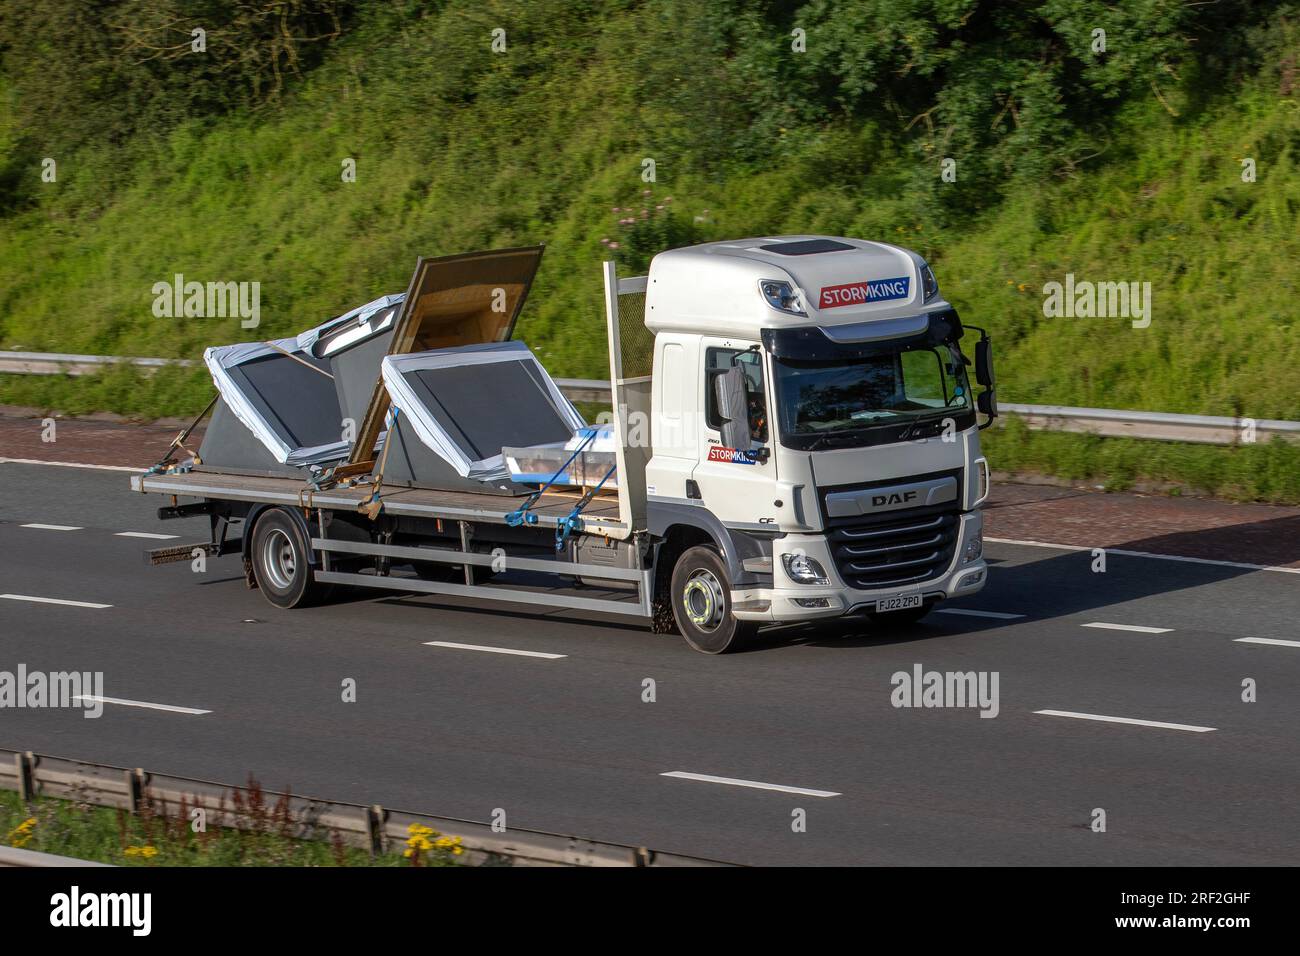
<box><xmin>819</xmin><ymin>469</ymin><xmax>963</xmax><ymax>589</ymax></box>
<box><xmin>828</xmin><ymin>509</ymin><xmax>960</xmax><ymax>588</ymax></box>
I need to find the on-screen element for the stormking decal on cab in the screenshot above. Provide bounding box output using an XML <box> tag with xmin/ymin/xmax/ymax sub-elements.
<box><xmin>819</xmin><ymin>276</ymin><xmax>911</xmax><ymax>308</ymax></box>
<box><xmin>707</xmin><ymin>446</ymin><xmax>758</xmax><ymax>465</ymax></box>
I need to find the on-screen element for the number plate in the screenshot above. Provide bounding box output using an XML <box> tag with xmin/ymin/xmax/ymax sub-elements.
<box><xmin>876</xmin><ymin>593</ymin><xmax>922</xmax><ymax>612</ymax></box>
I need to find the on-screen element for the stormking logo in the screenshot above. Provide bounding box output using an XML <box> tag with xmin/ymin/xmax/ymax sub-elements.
<box><xmin>890</xmin><ymin>664</ymin><xmax>1000</xmax><ymax>718</ymax></box>
<box><xmin>50</xmin><ymin>886</ymin><xmax>151</xmax><ymax>936</ymax></box>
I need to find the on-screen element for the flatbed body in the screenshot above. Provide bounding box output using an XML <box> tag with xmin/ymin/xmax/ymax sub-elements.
<box><xmin>131</xmin><ymin>469</ymin><xmax>628</xmax><ymax>536</ymax></box>
<box><xmin>132</xmin><ymin>467</ymin><xmax>651</xmax><ymax>620</ymax></box>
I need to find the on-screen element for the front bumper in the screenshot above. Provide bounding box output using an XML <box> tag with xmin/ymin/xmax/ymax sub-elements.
<box><xmin>730</xmin><ymin>511</ymin><xmax>987</xmax><ymax>622</ymax></box>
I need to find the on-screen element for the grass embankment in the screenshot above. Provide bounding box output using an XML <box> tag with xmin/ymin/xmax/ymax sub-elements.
<box><xmin>1</xmin><ymin>787</ymin><xmax>463</xmax><ymax>867</ymax></box>
<box><xmin>2</xmin><ymin>2</ymin><xmax>1297</xmax><ymax>499</ymax></box>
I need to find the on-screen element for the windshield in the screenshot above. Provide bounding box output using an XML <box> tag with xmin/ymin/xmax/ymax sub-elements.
<box><xmin>773</xmin><ymin>342</ymin><xmax>971</xmax><ymax>448</ymax></box>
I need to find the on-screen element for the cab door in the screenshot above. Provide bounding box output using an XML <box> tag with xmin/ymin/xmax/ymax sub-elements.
<box><xmin>689</xmin><ymin>338</ymin><xmax>778</xmax><ymax>527</ymax></box>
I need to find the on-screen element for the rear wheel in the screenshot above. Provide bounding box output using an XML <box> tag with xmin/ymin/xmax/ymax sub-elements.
<box><xmin>669</xmin><ymin>545</ymin><xmax>756</xmax><ymax>654</ymax></box>
<box><xmin>250</xmin><ymin>508</ymin><xmax>331</xmax><ymax>608</ymax></box>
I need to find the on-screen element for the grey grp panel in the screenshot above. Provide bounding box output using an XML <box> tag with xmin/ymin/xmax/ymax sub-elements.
<box><xmin>328</xmin><ymin>327</ymin><xmax>531</xmax><ymax>495</ymax></box>
<box><xmin>196</xmin><ymin>399</ymin><xmax>303</xmax><ymax>478</ymax></box>
<box><xmin>328</xmin><ymin>327</ymin><xmax>395</xmax><ymax>433</ymax></box>
<box><xmin>382</xmin><ymin>417</ymin><xmax>526</xmax><ymax>496</ymax></box>
<box><xmin>228</xmin><ymin>351</ymin><xmax>341</xmax><ymax>448</ymax></box>
<box><xmin>402</xmin><ymin>360</ymin><xmax>575</xmax><ymax>464</ymax></box>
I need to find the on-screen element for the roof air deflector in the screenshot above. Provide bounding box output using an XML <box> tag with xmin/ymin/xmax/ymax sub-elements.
<box><xmin>759</xmin><ymin>239</ymin><xmax>855</xmax><ymax>256</ymax></box>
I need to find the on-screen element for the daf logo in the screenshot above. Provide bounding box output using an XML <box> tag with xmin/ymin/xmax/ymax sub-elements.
<box><xmin>871</xmin><ymin>490</ymin><xmax>918</xmax><ymax>508</ymax></box>
<box><xmin>825</xmin><ymin>475</ymin><xmax>959</xmax><ymax>519</ymax></box>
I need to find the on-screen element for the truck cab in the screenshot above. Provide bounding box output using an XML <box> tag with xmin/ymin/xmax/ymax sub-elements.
<box><xmin>633</xmin><ymin>236</ymin><xmax>995</xmax><ymax>651</ymax></box>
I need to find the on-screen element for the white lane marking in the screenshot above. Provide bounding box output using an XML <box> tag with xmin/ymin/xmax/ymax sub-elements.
<box><xmin>1034</xmin><ymin>710</ymin><xmax>1215</xmax><ymax>733</ymax></box>
<box><xmin>935</xmin><ymin>608</ymin><xmax>1025</xmax><ymax>620</ymax></box>
<box><xmin>1235</xmin><ymin>637</ymin><xmax>1300</xmax><ymax>649</ymax></box>
<box><xmin>987</xmin><ymin>536</ymin><xmax>1300</xmax><ymax>575</ymax></box>
<box><xmin>0</xmin><ymin>593</ymin><xmax>112</xmax><ymax>609</ymax></box>
<box><xmin>0</xmin><ymin>457</ymin><xmax>142</xmax><ymax>473</ymax></box>
<box><xmin>423</xmin><ymin>640</ymin><xmax>566</xmax><ymax>660</ymax></box>
<box><xmin>115</xmin><ymin>531</ymin><xmax>179</xmax><ymax>540</ymax></box>
<box><xmin>73</xmin><ymin>695</ymin><xmax>210</xmax><ymax>716</ymax></box>
<box><xmin>20</xmin><ymin>523</ymin><xmax>82</xmax><ymax>531</ymax></box>
<box><xmin>661</xmin><ymin>771</ymin><xmax>841</xmax><ymax>798</ymax></box>
<box><xmin>1082</xmin><ymin>622</ymin><xmax>1172</xmax><ymax>634</ymax></box>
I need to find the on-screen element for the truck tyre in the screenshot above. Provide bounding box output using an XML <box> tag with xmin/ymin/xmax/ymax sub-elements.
<box><xmin>251</xmin><ymin>508</ymin><xmax>331</xmax><ymax>609</ymax></box>
<box><xmin>670</xmin><ymin>545</ymin><xmax>756</xmax><ymax>654</ymax></box>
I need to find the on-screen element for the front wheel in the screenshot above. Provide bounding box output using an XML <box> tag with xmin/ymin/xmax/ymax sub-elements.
<box><xmin>669</xmin><ymin>545</ymin><xmax>756</xmax><ymax>654</ymax></box>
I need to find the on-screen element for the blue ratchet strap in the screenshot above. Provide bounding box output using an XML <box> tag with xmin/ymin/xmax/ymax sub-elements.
<box><xmin>554</xmin><ymin>461</ymin><xmax>617</xmax><ymax>552</ymax></box>
<box><xmin>505</xmin><ymin>427</ymin><xmax>599</xmax><ymax>527</ymax></box>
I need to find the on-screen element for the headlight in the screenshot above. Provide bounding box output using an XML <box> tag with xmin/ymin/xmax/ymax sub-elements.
<box><xmin>964</xmin><ymin>532</ymin><xmax>983</xmax><ymax>564</ymax></box>
<box><xmin>759</xmin><ymin>280</ymin><xmax>807</xmax><ymax>316</ymax></box>
<box><xmin>782</xmin><ymin>551</ymin><xmax>828</xmax><ymax>585</ymax></box>
<box><xmin>920</xmin><ymin>262</ymin><xmax>939</xmax><ymax>302</ymax></box>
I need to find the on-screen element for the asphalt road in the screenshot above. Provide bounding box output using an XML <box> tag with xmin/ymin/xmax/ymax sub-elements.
<box><xmin>2</xmin><ymin>461</ymin><xmax>1298</xmax><ymax>865</ymax></box>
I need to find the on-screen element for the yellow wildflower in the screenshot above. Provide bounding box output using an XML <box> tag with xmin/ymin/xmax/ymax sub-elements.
<box><xmin>6</xmin><ymin>817</ymin><xmax>37</xmax><ymax>847</ymax></box>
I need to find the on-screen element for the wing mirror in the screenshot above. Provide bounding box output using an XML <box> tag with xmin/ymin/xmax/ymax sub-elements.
<box><xmin>975</xmin><ymin>338</ymin><xmax>995</xmax><ymax>389</ymax></box>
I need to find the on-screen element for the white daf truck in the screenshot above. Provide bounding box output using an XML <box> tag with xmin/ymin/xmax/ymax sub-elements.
<box><xmin>132</xmin><ymin>235</ymin><xmax>996</xmax><ymax>654</ymax></box>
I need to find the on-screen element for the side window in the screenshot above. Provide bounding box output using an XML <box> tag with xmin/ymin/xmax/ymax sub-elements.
<box><xmin>704</xmin><ymin>347</ymin><xmax>769</xmax><ymax>443</ymax></box>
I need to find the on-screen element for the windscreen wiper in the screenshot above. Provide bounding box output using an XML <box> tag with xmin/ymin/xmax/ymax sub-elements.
<box><xmin>897</xmin><ymin>410</ymin><xmax>954</xmax><ymax>442</ymax></box>
<box><xmin>804</xmin><ymin>430</ymin><xmax>866</xmax><ymax>450</ymax></box>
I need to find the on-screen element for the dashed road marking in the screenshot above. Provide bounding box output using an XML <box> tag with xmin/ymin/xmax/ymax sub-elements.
<box><xmin>115</xmin><ymin>531</ymin><xmax>179</xmax><ymax>540</ymax></box>
<box><xmin>1034</xmin><ymin>710</ymin><xmax>1214</xmax><ymax>733</ymax></box>
<box><xmin>0</xmin><ymin>593</ymin><xmax>112</xmax><ymax>609</ymax></box>
<box><xmin>73</xmin><ymin>695</ymin><xmax>210</xmax><ymax>716</ymax></box>
<box><xmin>423</xmin><ymin>640</ymin><xmax>566</xmax><ymax>660</ymax></box>
<box><xmin>661</xmin><ymin>771</ymin><xmax>841</xmax><ymax>797</ymax></box>
<box><xmin>935</xmin><ymin>608</ymin><xmax>1025</xmax><ymax>620</ymax></box>
<box><xmin>20</xmin><ymin>523</ymin><xmax>82</xmax><ymax>531</ymax></box>
<box><xmin>1234</xmin><ymin>637</ymin><xmax>1300</xmax><ymax>649</ymax></box>
<box><xmin>1082</xmin><ymin>622</ymin><xmax>1172</xmax><ymax>634</ymax></box>
<box><xmin>987</xmin><ymin>537</ymin><xmax>1300</xmax><ymax>575</ymax></box>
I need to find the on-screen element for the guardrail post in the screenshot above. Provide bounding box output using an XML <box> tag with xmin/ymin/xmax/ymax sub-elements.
<box><xmin>126</xmin><ymin>768</ymin><xmax>147</xmax><ymax>814</ymax></box>
<box><xmin>17</xmin><ymin>752</ymin><xmax>36</xmax><ymax>802</ymax></box>
<box><xmin>365</xmin><ymin>804</ymin><xmax>387</xmax><ymax>857</ymax></box>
